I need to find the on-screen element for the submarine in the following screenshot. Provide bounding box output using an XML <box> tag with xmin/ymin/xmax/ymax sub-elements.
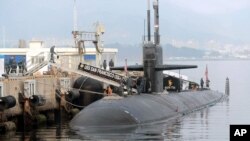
<box><xmin>70</xmin><ymin>0</ymin><xmax>224</xmax><ymax>129</ymax></box>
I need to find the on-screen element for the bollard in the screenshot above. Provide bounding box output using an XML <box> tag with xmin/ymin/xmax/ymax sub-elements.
<box><xmin>29</xmin><ymin>95</ymin><xmax>46</xmax><ymax>107</ymax></box>
<box><xmin>0</xmin><ymin>96</ymin><xmax>16</xmax><ymax>110</ymax></box>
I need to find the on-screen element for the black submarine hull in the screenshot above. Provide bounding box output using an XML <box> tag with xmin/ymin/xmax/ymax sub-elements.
<box><xmin>70</xmin><ymin>90</ymin><xmax>223</xmax><ymax>129</ymax></box>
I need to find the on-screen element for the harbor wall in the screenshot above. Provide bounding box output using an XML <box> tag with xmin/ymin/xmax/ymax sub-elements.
<box><xmin>0</xmin><ymin>74</ymin><xmax>80</xmax><ymax>119</ymax></box>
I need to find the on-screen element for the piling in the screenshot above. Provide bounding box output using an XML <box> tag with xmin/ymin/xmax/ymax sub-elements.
<box><xmin>225</xmin><ymin>77</ymin><xmax>230</xmax><ymax>95</ymax></box>
<box><xmin>45</xmin><ymin>111</ymin><xmax>55</xmax><ymax>125</ymax></box>
<box><xmin>0</xmin><ymin>121</ymin><xmax>16</xmax><ymax>133</ymax></box>
<box><xmin>55</xmin><ymin>89</ymin><xmax>62</xmax><ymax>124</ymax></box>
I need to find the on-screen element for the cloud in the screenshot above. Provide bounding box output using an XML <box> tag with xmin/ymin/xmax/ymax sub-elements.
<box><xmin>166</xmin><ymin>0</ymin><xmax>250</xmax><ymax>14</ymax></box>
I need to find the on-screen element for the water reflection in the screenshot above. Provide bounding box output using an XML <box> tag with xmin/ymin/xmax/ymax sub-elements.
<box><xmin>0</xmin><ymin>124</ymin><xmax>70</xmax><ymax>141</ymax></box>
<box><xmin>69</xmin><ymin>117</ymin><xmax>184</xmax><ymax>140</ymax></box>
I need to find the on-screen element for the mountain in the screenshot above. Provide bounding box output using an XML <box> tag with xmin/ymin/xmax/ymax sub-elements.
<box><xmin>106</xmin><ymin>43</ymin><xmax>142</xmax><ymax>64</ymax></box>
<box><xmin>106</xmin><ymin>43</ymin><xmax>247</xmax><ymax>64</ymax></box>
<box><xmin>106</xmin><ymin>43</ymin><xmax>209</xmax><ymax>63</ymax></box>
<box><xmin>163</xmin><ymin>44</ymin><xmax>205</xmax><ymax>59</ymax></box>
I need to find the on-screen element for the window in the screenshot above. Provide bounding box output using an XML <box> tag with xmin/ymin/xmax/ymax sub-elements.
<box><xmin>60</xmin><ymin>78</ymin><xmax>71</xmax><ymax>91</ymax></box>
<box><xmin>24</xmin><ymin>80</ymin><xmax>36</xmax><ymax>97</ymax></box>
<box><xmin>84</xmin><ymin>55</ymin><xmax>96</xmax><ymax>60</ymax></box>
<box><xmin>31</xmin><ymin>56</ymin><xmax>45</xmax><ymax>64</ymax></box>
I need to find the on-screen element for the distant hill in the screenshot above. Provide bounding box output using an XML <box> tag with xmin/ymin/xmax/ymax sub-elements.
<box><xmin>106</xmin><ymin>43</ymin><xmax>142</xmax><ymax>64</ymax></box>
<box><xmin>163</xmin><ymin>44</ymin><xmax>205</xmax><ymax>59</ymax></box>
<box><xmin>105</xmin><ymin>43</ymin><xmax>230</xmax><ymax>64</ymax></box>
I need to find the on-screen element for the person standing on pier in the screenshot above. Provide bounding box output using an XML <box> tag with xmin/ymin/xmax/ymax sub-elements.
<box><xmin>200</xmin><ymin>78</ymin><xmax>204</xmax><ymax>89</ymax></box>
<box><xmin>109</xmin><ymin>59</ymin><xmax>114</xmax><ymax>68</ymax></box>
<box><xmin>103</xmin><ymin>60</ymin><xmax>107</xmax><ymax>70</ymax></box>
<box><xmin>104</xmin><ymin>85</ymin><xmax>112</xmax><ymax>96</ymax></box>
<box><xmin>50</xmin><ymin>46</ymin><xmax>57</xmax><ymax>63</ymax></box>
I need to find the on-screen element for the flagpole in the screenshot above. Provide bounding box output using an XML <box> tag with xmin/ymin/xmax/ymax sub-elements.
<box><xmin>205</xmin><ymin>64</ymin><xmax>208</xmax><ymax>81</ymax></box>
<box><xmin>205</xmin><ymin>64</ymin><xmax>209</xmax><ymax>88</ymax></box>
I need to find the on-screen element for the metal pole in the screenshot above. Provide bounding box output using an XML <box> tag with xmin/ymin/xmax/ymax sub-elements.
<box><xmin>144</xmin><ymin>19</ymin><xmax>146</xmax><ymax>42</ymax></box>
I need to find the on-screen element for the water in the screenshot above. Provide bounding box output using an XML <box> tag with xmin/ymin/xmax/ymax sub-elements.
<box><xmin>1</xmin><ymin>60</ymin><xmax>250</xmax><ymax>141</ymax></box>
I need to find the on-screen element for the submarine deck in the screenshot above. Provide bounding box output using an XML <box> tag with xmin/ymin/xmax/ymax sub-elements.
<box><xmin>70</xmin><ymin>90</ymin><xmax>223</xmax><ymax>129</ymax></box>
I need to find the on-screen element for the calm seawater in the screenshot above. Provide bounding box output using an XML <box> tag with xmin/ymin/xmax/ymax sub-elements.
<box><xmin>1</xmin><ymin>60</ymin><xmax>250</xmax><ymax>141</ymax></box>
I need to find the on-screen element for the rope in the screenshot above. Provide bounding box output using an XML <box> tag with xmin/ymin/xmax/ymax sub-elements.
<box><xmin>79</xmin><ymin>77</ymin><xmax>89</xmax><ymax>90</ymax></box>
<box><xmin>54</xmin><ymin>91</ymin><xmax>85</xmax><ymax>108</ymax></box>
<box><xmin>78</xmin><ymin>89</ymin><xmax>107</xmax><ymax>96</ymax></box>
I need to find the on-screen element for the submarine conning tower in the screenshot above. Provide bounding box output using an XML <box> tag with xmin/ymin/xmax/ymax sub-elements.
<box><xmin>143</xmin><ymin>43</ymin><xmax>163</xmax><ymax>93</ymax></box>
<box><xmin>143</xmin><ymin>0</ymin><xmax>163</xmax><ymax>93</ymax></box>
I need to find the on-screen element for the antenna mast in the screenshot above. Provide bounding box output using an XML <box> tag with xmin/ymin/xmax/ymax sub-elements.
<box><xmin>153</xmin><ymin>0</ymin><xmax>160</xmax><ymax>45</ymax></box>
<box><xmin>147</xmin><ymin>0</ymin><xmax>151</xmax><ymax>42</ymax></box>
<box><xmin>73</xmin><ymin>0</ymin><xmax>78</xmax><ymax>31</ymax></box>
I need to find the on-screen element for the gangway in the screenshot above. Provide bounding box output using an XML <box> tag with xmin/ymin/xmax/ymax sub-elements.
<box><xmin>22</xmin><ymin>51</ymin><xmax>127</xmax><ymax>87</ymax></box>
<box><xmin>23</xmin><ymin>61</ymin><xmax>49</xmax><ymax>76</ymax></box>
<box><xmin>49</xmin><ymin>63</ymin><xmax>126</xmax><ymax>87</ymax></box>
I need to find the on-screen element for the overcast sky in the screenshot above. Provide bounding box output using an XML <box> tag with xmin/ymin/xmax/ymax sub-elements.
<box><xmin>1</xmin><ymin>0</ymin><xmax>250</xmax><ymax>48</ymax></box>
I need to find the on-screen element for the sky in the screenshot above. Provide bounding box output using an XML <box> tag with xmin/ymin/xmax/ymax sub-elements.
<box><xmin>1</xmin><ymin>0</ymin><xmax>250</xmax><ymax>49</ymax></box>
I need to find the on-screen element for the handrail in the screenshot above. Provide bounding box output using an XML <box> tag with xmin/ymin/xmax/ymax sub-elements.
<box><xmin>23</xmin><ymin>61</ymin><xmax>49</xmax><ymax>76</ymax></box>
<box><xmin>26</xmin><ymin>52</ymin><xmax>46</xmax><ymax>70</ymax></box>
